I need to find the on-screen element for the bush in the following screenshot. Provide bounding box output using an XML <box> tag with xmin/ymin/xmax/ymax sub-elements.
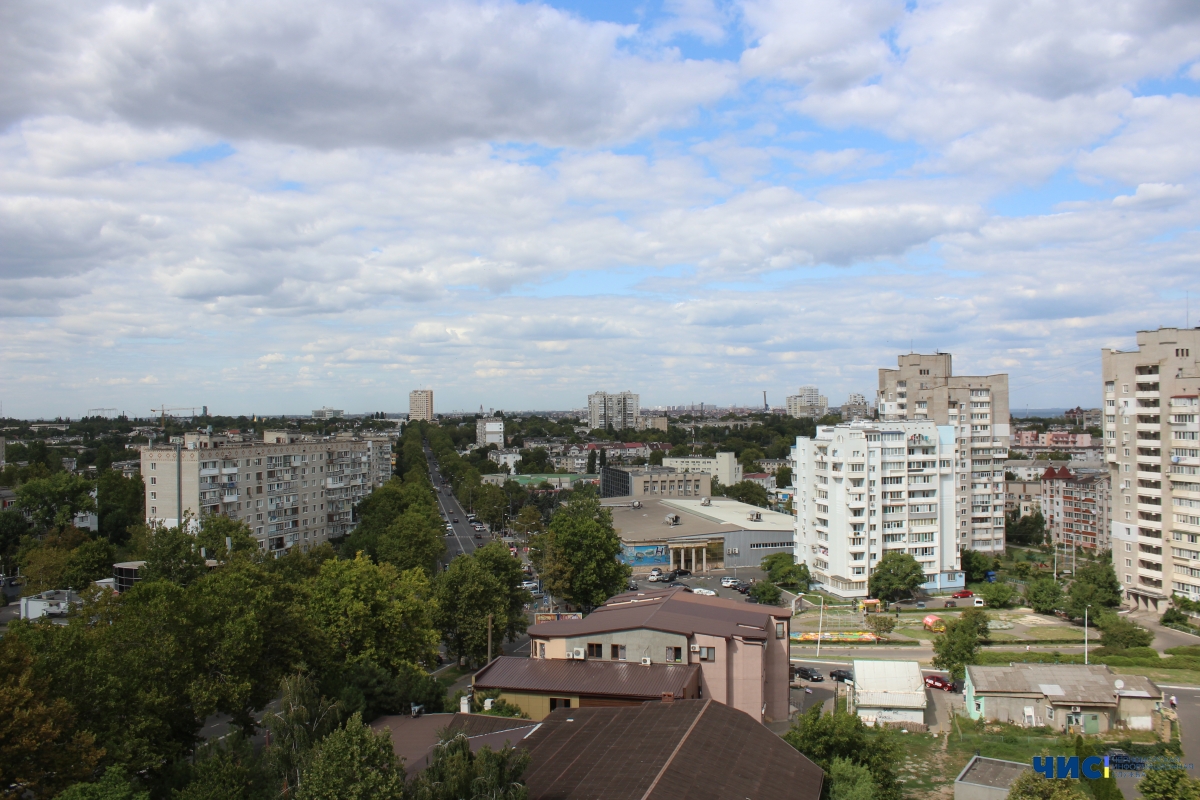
<box><xmin>1161</xmin><ymin>607</ymin><xmax>1189</xmax><ymax>626</ymax></box>
<box><xmin>750</xmin><ymin>581</ymin><xmax>783</xmax><ymax>606</ymax></box>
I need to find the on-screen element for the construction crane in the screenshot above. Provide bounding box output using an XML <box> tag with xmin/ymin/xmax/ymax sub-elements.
<box><xmin>151</xmin><ymin>406</ymin><xmax>205</xmax><ymax>428</ymax></box>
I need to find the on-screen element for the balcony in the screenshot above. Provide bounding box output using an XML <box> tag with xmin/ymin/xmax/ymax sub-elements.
<box><xmin>221</xmin><ymin>466</ymin><xmax>239</xmax><ymax>475</ymax></box>
<box><xmin>200</xmin><ymin>468</ymin><xmax>219</xmax><ymax>477</ymax></box>
<box><xmin>223</xmin><ymin>491</ymin><xmax>239</xmax><ymax>503</ymax></box>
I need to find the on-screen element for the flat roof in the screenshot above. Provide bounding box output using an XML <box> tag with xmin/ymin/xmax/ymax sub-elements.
<box><xmin>852</xmin><ymin>660</ymin><xmax>927</xmax><ymax>709</ymax></box>
<box><xmin>605</xmin><ymin>496</ymin><xmax>791</xmax><ymax>543</ymax></box>
<box><xmin>956</xmin><ymin>756</ymin><xmax>1029</xmax><ymax>789</ymax></box>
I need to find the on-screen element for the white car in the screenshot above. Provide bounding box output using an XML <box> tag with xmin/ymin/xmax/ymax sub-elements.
<box><xmin>693</xmin><ymin>588</ymin><xmax>716</xmax><ymax>596</ymax></box>
<box><xmin>720</xmin><ymin>576</ymin><xmax>738</xmax><ymax>588</ymax></box>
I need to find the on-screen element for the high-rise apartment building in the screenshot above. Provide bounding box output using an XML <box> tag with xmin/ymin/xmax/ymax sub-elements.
<box><xmin>1103</xmin><ymin>327</ymin><xmax>1200</xmax><ymax>608</ymax></box>
<box><xmin>791</xmin><ymin>420</ymin><xmax>967</xmax><ymax>599</ymax></box>
<box><xmin>477</xmin><ymin>417</ymin><xmax>505</xmax><ymax>447</ymax></box>
<box><xmin>878</xmin><ymin>353</ymin><xmax>1009</xmax><ymax>552</ymax></box>
<box><xmin>1041</xmin><ymin>466</ymin><xmax>1111</xmax><ymax>551</ymax></box>
<box><xmin>587</xmin><ymin>391</ymin><xmax>640</xmax><ymax>431</ymax></box>
<box><xmin>140</xmin><ymin>430</ymin><xmax>386</xmax><ymax>554</ymax></box>
<box><xmin>786</xmin><ymin>386</ymin><xmax>828</xmax><ymax>418</ymax></box>
<box><xmin>409</xmin><ymin>389</ymin><xmax>434</xmax><ymax>422</ymax></box>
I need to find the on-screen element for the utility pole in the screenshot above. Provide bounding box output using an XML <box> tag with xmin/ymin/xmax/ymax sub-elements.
<box><xmin>1084</xmin><ymin>604</ymin><xmax>1091</xmax><ymax>665</ymax></box>
<box><xmin>816</xmin><ymin>596</ymin><xmax>825</xmax><ymax>657</ymax></box>
<box><xmin>175</xmin><ymin>441</ymin><xmax>182</xmax><ymax>529</ymax></box>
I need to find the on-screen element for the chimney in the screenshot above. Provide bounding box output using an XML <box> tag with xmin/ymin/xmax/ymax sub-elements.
<box><xmin>661</xmin><ymin>692</ymin><xmax>675</xmax><ymax>703</ymax></box>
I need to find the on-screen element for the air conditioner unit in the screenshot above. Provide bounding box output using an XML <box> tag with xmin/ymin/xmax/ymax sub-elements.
<box><xmin>1070</xmin><ymin>706</ymin><xmax>1081</xmax><ymax>713</ymax></box>
<box><xmin>564</xmin><ymin>651</ymin><xmax>574</xmax><ymax>660</ymax></box>
<box><xmin>573</xmin><ymin>648</ymin><xmax>586</xmax><ymax>660</ymax></box>
<box><xmin>641</xmin><ymin>657</ymin><xmax>652</xmax><ymax>666</ymax></box>
<box><xmin>689</xmin><ymin>644</ymin><xmax>700</xmax><ymax>652</ymax></box>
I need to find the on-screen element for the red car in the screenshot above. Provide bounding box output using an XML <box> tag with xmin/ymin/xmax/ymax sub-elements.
<box><xmin>924</xmin><ymin>675</ymin><xmax>955</xmax><ymax>692</ymax></box>
<box><xmin>951</xmin><ymin>590</ymin><xmax>974</xmax><ymax>599</ymax></box>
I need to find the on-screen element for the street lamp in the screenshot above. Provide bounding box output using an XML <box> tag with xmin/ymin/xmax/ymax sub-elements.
<box><xmin>1084</xmin><ymin>604</ymin><xmax>1092</xmax><ymax>665</ymax></box>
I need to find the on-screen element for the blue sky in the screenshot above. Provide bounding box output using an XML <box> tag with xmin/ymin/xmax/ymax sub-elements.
<box><xmin>2</xmin><ymin>0</ymin><xmax>1200</xmax><ymax>417</ymax></box>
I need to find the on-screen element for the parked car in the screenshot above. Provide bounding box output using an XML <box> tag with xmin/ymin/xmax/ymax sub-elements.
<box><xmin>720</xmin><ymin>576</ymin><xmax>738</xmax><ymax>588</ymax></box>
<box><xmin>736</xmin><ymin>582</ymin><xmax>752</xmax><ymax>594</ymax></box>
<box><xmin>474</xmin><ymin>532</ymin><xmax>482</xmax><ymax>539</ymax></box>
<box><xmin>973</xmin><ymin>597</ymin><xmax>986</xmax><ymax>607</ymax></box>
<box><xmin>648</xmin><ymin>568</ymin><xmax>663</xmax><ymax>582</ymax></box>
<box><xmin>661</xmin><ymin>571</ymin><xmax>678</xmax><ymax>582</ymax></box>
<box><xmin>452</xmin><ymin>518</ymin><xmax>459</xmax><ymax>523</ymax></box>
<box><xmin>924</xmin><ymin>675</ymin><xmax>955</xmax><ymax>692</ymax></box>
<box><xmin>795</xmin><ymin>667</ymin><xmax>824</xmax><ymax>682</ymax></box>
<box><xmin>521</xmin><ymin>580</ymin><xmax>540</xmax><ymax>590</ymax></box>
<box><xmin>745</xmin><ymin>596</ymin><xmax>759</xmax><ymax>604</ymax></box>
<box><xmin>944</xmin><ymin>600</ymin><xmax>957</xmax><ymax>608</ymax></box>
<box><xmin>951</xmin><ymin>590</ymin><xmax>974</xmax><ymax>599</ymax></box>
<box><xmin>693</xmin><ymin>588</ymin><xmax>716</xmax><ymax>596</ymax></box>
<box><xmin>915</xmin><ymin>601</ymin><xmax>926</xmax><ymax>609</ymax></box>
<box><xmin>675</xmin><ymin>568</ymin><xmax>692</xmax><ymax>577</ymax></box>
<box><xmin>829</xmin><ymin>669</ymin><xmax>853</xmax><ymax>683</ymax></box>
<box><xmin>627</xmin><ymin>580</ymin><xmax>639</xmax><ymax>591</ymax></box>
<box><xmin>668</xmin><ymin>583</ymin><xmax>693</xmax><ymax>592</ymax></box>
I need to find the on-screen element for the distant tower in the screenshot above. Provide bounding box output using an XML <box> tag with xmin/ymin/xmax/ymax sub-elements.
<box><xmin>763</xmin><ymin>391</ymin><xmax>768</xmax><ymax>411</ymax></box>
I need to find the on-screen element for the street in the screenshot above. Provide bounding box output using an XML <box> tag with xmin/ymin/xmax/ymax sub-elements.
<box><xmin>424</xmin><ymin>447</ymin><xmax>483</xmax><ymax>563</ymax></box>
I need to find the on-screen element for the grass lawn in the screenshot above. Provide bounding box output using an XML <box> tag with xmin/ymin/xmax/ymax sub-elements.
<box><xmin>1027</xmin><ymin>626</ymin><xmax>1085</xmax><ymax>641</ymax></box>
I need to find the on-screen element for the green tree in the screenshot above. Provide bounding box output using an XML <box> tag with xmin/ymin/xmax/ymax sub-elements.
<box><xmin>142</xmin><ymin>523</ymin><xmax>207</xmax><ymax>586</ymax></box>
<box><xmin>647</xmin><ymin>450</ymin><xmax>663</xmax><ymax>467</ymax></box>
<box><xmin>0</xmin><ymin>507</ymin><xmax>31</xmax><ymax>563</ymax></box>
<box><xmin>783</xmin><ymin>707</ymin><xmax>901</xmax><ymax>800</ymax></box>
<box><xmin>173</xmin><ymin>733</ymin><xmax>271</xmax><ymax>800</ymax></box>
<box><xmin>586</xmin><ymin>450</ymin><xmax>597</xmax><ymax>473</ymax></box>
<box><xmin>194</xmin><ymin>515</ymin><xmax>259</xmax><ymax>559</ymax></box>
<box><xmin>263</xmin><ymin>673</ymin><xmax>345</xmax><ymax>796</ymax></box>
<box><xmin>960</xmin><ymin>549</ymin><xmax>992</xmax><ymax>584</ymax></box>
<box><xmin>1006</xmin><ymin>511</ymin><xmax>1047</xmax><ymax>546</ymax></box>
<box><xmin>96</xmin><ymin>470</ymin><xmax>144</xmax><ymax>546</ymax></box>
<box><xmin>539</xmin><ymin>491</ymin><xmax>630</xmax><ymax>610</ymax></box>
<box><xmin>1075</xmin><ymin>735</ymin><xmax>1122</xmax><ymax>800</ymax></box>
<box><xmin>721</xmin><ymin>481</ymin><xmax>769</xmax><ymax>508</ymax></box>
<box><xmin>750</xmin><ymin>581</ymin><xmax>783</xmax><ymax>605</ymax></box>
<box><xmin>0</xmin><ymin>636</ymin><xmax>103</xmax><ymax>800</ymax></box>
<box><xmin>1137</xmin><ymin>765</ymin><xmax>1198</xmax><ymax>800</ymax></box>
<box><xmin>53</xmin><ymin>767</ymin><xmax>149</xmax><ymax>800</ymax></box>
<box><xmin>1096</xmin><ymin>612</ymin><xmax>1153</xmax><ymax>651</ymax></box>
<box><xmin>306</xmin><ymin>554</ymin><xmax>439</xmax><ymax>672</ymax></box>
<box><xmin>512</xmin><ymin>505</ymin><xmax>544</xmax><ymax>541</ymax></box>
<box><xmin>980</xmin><ymin>581</ymin><xmax>1016</xmax><ymax>608</ymax></box>
<box><xmin>475</xmin><ymin>483</ymin><xmax>508</xmax><ymax>531</ymax></box>
<box><xmin>827</xmin><ymin>757</ymin><xmax>877</xmax><ymax>800</ymax></box>
<box><xmin>1026</xmin><ymin>578</ymin><xmax>1064</xmax><ymax>615</ymax></box>
<box><xmin>17</xmin><ymin>473</ymin><xmax>96</xmax><ymax>531</ymax></box>
<box><xmin>775</xmin><ymin>465</ymin><xmax>793</xmax><ymax>489</ymax></box>
<box><xmin>376</xmin><ymin>508</ymin><xmax>445</xmax><ymax>576</ymax></box>
<box><xmin>20</xmin><ymin>544</ymin><xmax>73</xmax><ymax>594</ymax></box>
<box><xmin>866</xmin><ymin>615</ymin><xmax>896</xmax><ymax>640</ymax></box>
<box><xmin>1005</xmin><ymin>769</ymin><xmax>1085</xmax><ymax>799</ymax></box>
<box><xmin>295</xmin><ymin>713</ymin><xmax>406</xmax><ymax>800</ymax></box>
<box><xmin>932</xmin><ymin>609</ymin><xmax>990</xmax><ymax>681</ymax></box>
<box><xmin>1062</xmin><ymin>562</ymin><xmax>1122</xmax><ymax>621</ymax></box>
<box><xmin>408</xmin><ymin>734</ymin><xmax>530</xmax><ymax>800</ymax></box>
<box><xmin>761</xmin><ymin>552</ymin><xmax>795</xmax><ymax>582</ymax></box>
<box><xmin>868</xmin><ymin>552</ymin><xmax>926</xmax><ymax>601</ymax></box>
<box><xmin>473</xmin><ymin>541</ymin><xmax>531</xmax><ymax>642</ymax></box>
<box><xmin>63</xmin><ymin>538</ymin><xmax>116</xmax><ymax>590</ymax></box>
<box><xmin>434</xmin><ymin>554</ymin><xmax>508</xmax><ymax>666</ymax></box>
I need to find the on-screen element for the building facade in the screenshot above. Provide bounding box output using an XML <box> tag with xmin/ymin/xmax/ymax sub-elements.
<box><xmin>600</xmin><ymin>466</ymin><xmax>710</xmax><ymax>499</ymax></box>
<box><xmin>140</xmin><ymin>430</ymin><xmax>382</xmax><ymax>553</ymax></box>
<box><xmin>1103</xmin><ymin>327</ymin><xmax>1200</xmax><ymax>608</ymax></box>
<box><xmin>1004</xmin><ymin>480</ymin><xmax>1042</xmax><ymax>518</ymax></box>
<box><xmin>312</xmin><ymin>407</ymin><xmax>344</xmax><ymax>420</ymax></box>
<box><xmin>661</xmin><ymin>452</ymin><xmax>742</xmax><ymax>486</ymax></box>
<box><xmin>786</xmin><ymin>386</ymin><xmax>828</xmax><ymax>419</ymax></box>
<box><xmin>792</xmin><ymin>420</ymin><xmax>977</xmax><ymax>599</ymax></box>
<box><xmin>476</xmin><ymin>417</ymin><xmax>505</xmax><ymax>447</ymax></box>
<box><xmin>409</xmin><ymin>390</ymin><xmax>434</xmax><ymax>422</ymax></box>
<box><xmin>1041</xmin><ymin>466</ymin><xmax>1111</xmax><ymax>551</ymax></box>
<box><xmin>587</xmin><ymin>391</ymin><xmax>640</xmax><ymax>431</ymax></box>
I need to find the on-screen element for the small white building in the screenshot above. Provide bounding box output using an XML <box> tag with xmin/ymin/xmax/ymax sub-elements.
<box><xmin>850</xmin><ymin>659</ymin><xmax>927</xmax><ymax>726</ymax></box>
<box><xmin>20</xmin><ymin>590</ymin><xmax>82</xmax><ymax>621</ymax></box>
<box><xmin>488</xmin><ymin>449</ymin><xmax>522</xmax><ymax>470</ymax></box>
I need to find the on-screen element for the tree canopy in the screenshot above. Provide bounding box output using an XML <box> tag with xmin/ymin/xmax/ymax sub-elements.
<box><xmin>536</xmin><ymin>490</ymin><xmax>630</xmax><ymax>610</ymax></box>
<box><xmin>868</xmin><ymin>552</ymin><xmax>926</xmax><ymax>601</ymax></box>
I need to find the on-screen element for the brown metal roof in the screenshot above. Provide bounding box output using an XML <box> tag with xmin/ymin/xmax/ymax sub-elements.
<box><xmin>473</xmin><ymin>656</ymin><xmax>698</xmax><ymax>699</ymax></box>
<box><xmin>370</xmin><ymin>712</ymin><xmax>539</xmax><ymax>775</ymax></box>
<box><xmin>521</xmin><ymin>699</ymin><xmax>824</xmax><ymax>800</ymax></box>
<box><xmin>530</xmin><ymin>587</ymin><xmax>788</xmax><ymax>642</ymax></box>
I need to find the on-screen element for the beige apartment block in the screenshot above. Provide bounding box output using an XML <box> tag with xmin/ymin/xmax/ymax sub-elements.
<box><xmin>1103</xmin><ymin>327</ymin><xmax>1200</xmax><ymax>609</ymax></box>
<box><xmin>662</xmin><ymin>452</ymin><xmax>742</xmax><ymax>486</ymax></box>
<box><xmin>1041</xmin><ymin>467</ymin><xmax>1111</xmax><ymax>551</ymax></box>
<box><xmin>409</xmin><ymin>389</ymin><xmax>434</xmax><ymax>422</ymax></box>
<box><xmin>878</xmin><ymin>353</ymin><xmax>1010</xmax><ymax>553</ymax></box>
<box><xmin>141</xmin><ymin>430</ymin><xmax>384</xmax><ymax>554</ymax></box>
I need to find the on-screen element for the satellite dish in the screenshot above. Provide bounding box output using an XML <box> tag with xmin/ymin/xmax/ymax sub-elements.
<box><xmin>1114</xmin><ymin>680</ymin><xmax>1125</xmax><ymax>689</ymax></box>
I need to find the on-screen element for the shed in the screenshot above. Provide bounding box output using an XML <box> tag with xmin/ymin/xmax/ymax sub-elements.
<box><xmin>850</xmin><ymin>659</ymin><xmax>927</xmax><ymax>726</ymax></box>
<box><xmin>954</xmin><ymin>755</ymin><xmax>1029</xmax><ymax>800</ymax></box>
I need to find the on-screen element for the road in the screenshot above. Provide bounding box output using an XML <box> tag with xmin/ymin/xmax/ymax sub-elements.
<box><xmin>424</xmin><ymin>446</ymin><xmax>485</xmax><ymax>564</ymax></box>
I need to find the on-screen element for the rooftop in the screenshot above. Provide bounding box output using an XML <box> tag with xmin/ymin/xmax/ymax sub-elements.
<box><xmin>530</xmin><ymin>586</ymin><xmax>788</xmax><ymax>642</ymax></box>
<box><xmin>604</xmin><ymin>496</ymin><xmax>791</xmax><ymax>542</ymax></box>
<box><xmin>966</xmin><ymin>664</ymin><xmax>1157</xmax><ymax>706</ymax></box>
<box><xmin>520</xmin><ymin>700</ymin><xmax>823</xmax><ymax>800</ymax></box>
<box><xmin>955</xmin><ymin>756</ymin><xmax>1029</xmax><ymax>790</ymax></box>
<box><xmin>473</xmin><ymin>656</ymin><xmax>698</xmax><ymax>699</ymax></box>
<box><xmin>370</xmin><ymin>713</ymin><xmax>538</xmax><ymax>775</ymax></box>
<box><xmin>852</xmin><ymin>660</ymin><xmax>927</xmax><ymax>709</ymax></box>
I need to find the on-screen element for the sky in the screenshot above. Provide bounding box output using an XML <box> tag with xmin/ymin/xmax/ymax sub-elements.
<box><xmin>3</xmin><ymin>0</ymin><xmax>1200</xmax><ymax>418</ymax></box>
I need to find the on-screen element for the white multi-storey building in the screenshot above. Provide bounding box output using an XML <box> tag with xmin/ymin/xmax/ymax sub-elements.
<box><xmin>587</xmin><ymin>391</ymin><xmax>640</xmax><ymax>431</ymax></box>
<box><xmin>409</xmin><ymin>390</ymin><xmax>434</xmax><ymax>422</ymax></box>
<box><xmin>477</xmin><ymin>417</ymin><xmax>505</xmax><ymax>447</ymax></box>
<box><xmin>141</xmin><ymin>429</ymin><xmax>385</xmax><ymax>554</ymax></box>
<box><xmin>661</xmin><ymin>452</ymin><xmax>743</xmax><ymax>487</ymax></box>
<box><xmin>786</xmin><ymin>386</ymin><xmax>828</xmax><ymax>419</ymax></box>
<box><xmin>1103</xmin><ymin>327</ymin><xmax>1200</xmax><ymax>609</ymax></box>
<box><xmin>791</xmin><ymin>420</ymin><xmax>968</xmax><ymax>599</ymax></box>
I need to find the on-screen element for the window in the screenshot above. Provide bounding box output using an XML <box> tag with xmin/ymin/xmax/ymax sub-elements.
<box><xmin>150</xmin><ymin>476</ymin><xmax>156</xmax><ymax>485</ymax></box>
<box><xmin>538</xmin><ymin>642</ymin><xmax>546</xmax><ymax>659</ymax></box>
<box><xmin>150</xmin><ymin>492</ymin><xmax>156</xmax><ymax>500</ymax></box>
<box><xmin>586</xmin><ymin>643</ymin><xmax>603</xmax><ymax>659</ymax></box>
<box><xmin>666</xmin><ymin>646</ymin><xmax>683</xmax><ymax>663</ymax></box>
<box><xmin>549</xmin><ymin>698</ymin><xmax>572</xmax><ymax>710</ymax></box>
<box><xmin>150</xmin><ymin>462</ymin><xmax>156</xmax><ymax>470</ymax></box>
<box><xmin>610</xmin><ymin>644</ymin><xmax>626</xmax><ymax>661</ymax></box>
<box><xmin>1046</xmin><ymin>707</ymin><xmax>1055</xmax><ymax>720</ymax></box>
<box><xmin>150</xmin><ymin>506</ymin><xmax>156</xmax><ymax>514</ymax></box>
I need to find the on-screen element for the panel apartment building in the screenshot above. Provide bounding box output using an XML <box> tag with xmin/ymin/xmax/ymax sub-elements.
<box><xmin>1103</xmin><ymin>327</ymin><xmax>1200</xmax><ymax>609</ymax></box>
<box><xmin>141</xmin><ymin>430</ymin><xmax>389</xmax><ymax>553</ymax></box>
<box><xmin>791</xmin><ymin>420</ymin><xmax>970</xmax><ymax>599</ymax></box>
<box><xmin>477</xmin><ymin>417</ymin><xmax>505</xmax><ymax>447</ymax></box>
<box><xmin>588</xmin><ymin>391</ymin><xmax>639</xmax><ymax>431</ymax></box>
<box><xmin>409</xmin><ymin>390</ymin><xmax>434</xmax><ymax>422</ymax></box>
<box><xmin>878</xmin><ymin>353</ymin><xmax>1009</xmax><ymax>552</ymax></box>
<box><xmin>661</xmin><ymin>452</ymin><xmax>742</xmax><ymax>487</ymax></box>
